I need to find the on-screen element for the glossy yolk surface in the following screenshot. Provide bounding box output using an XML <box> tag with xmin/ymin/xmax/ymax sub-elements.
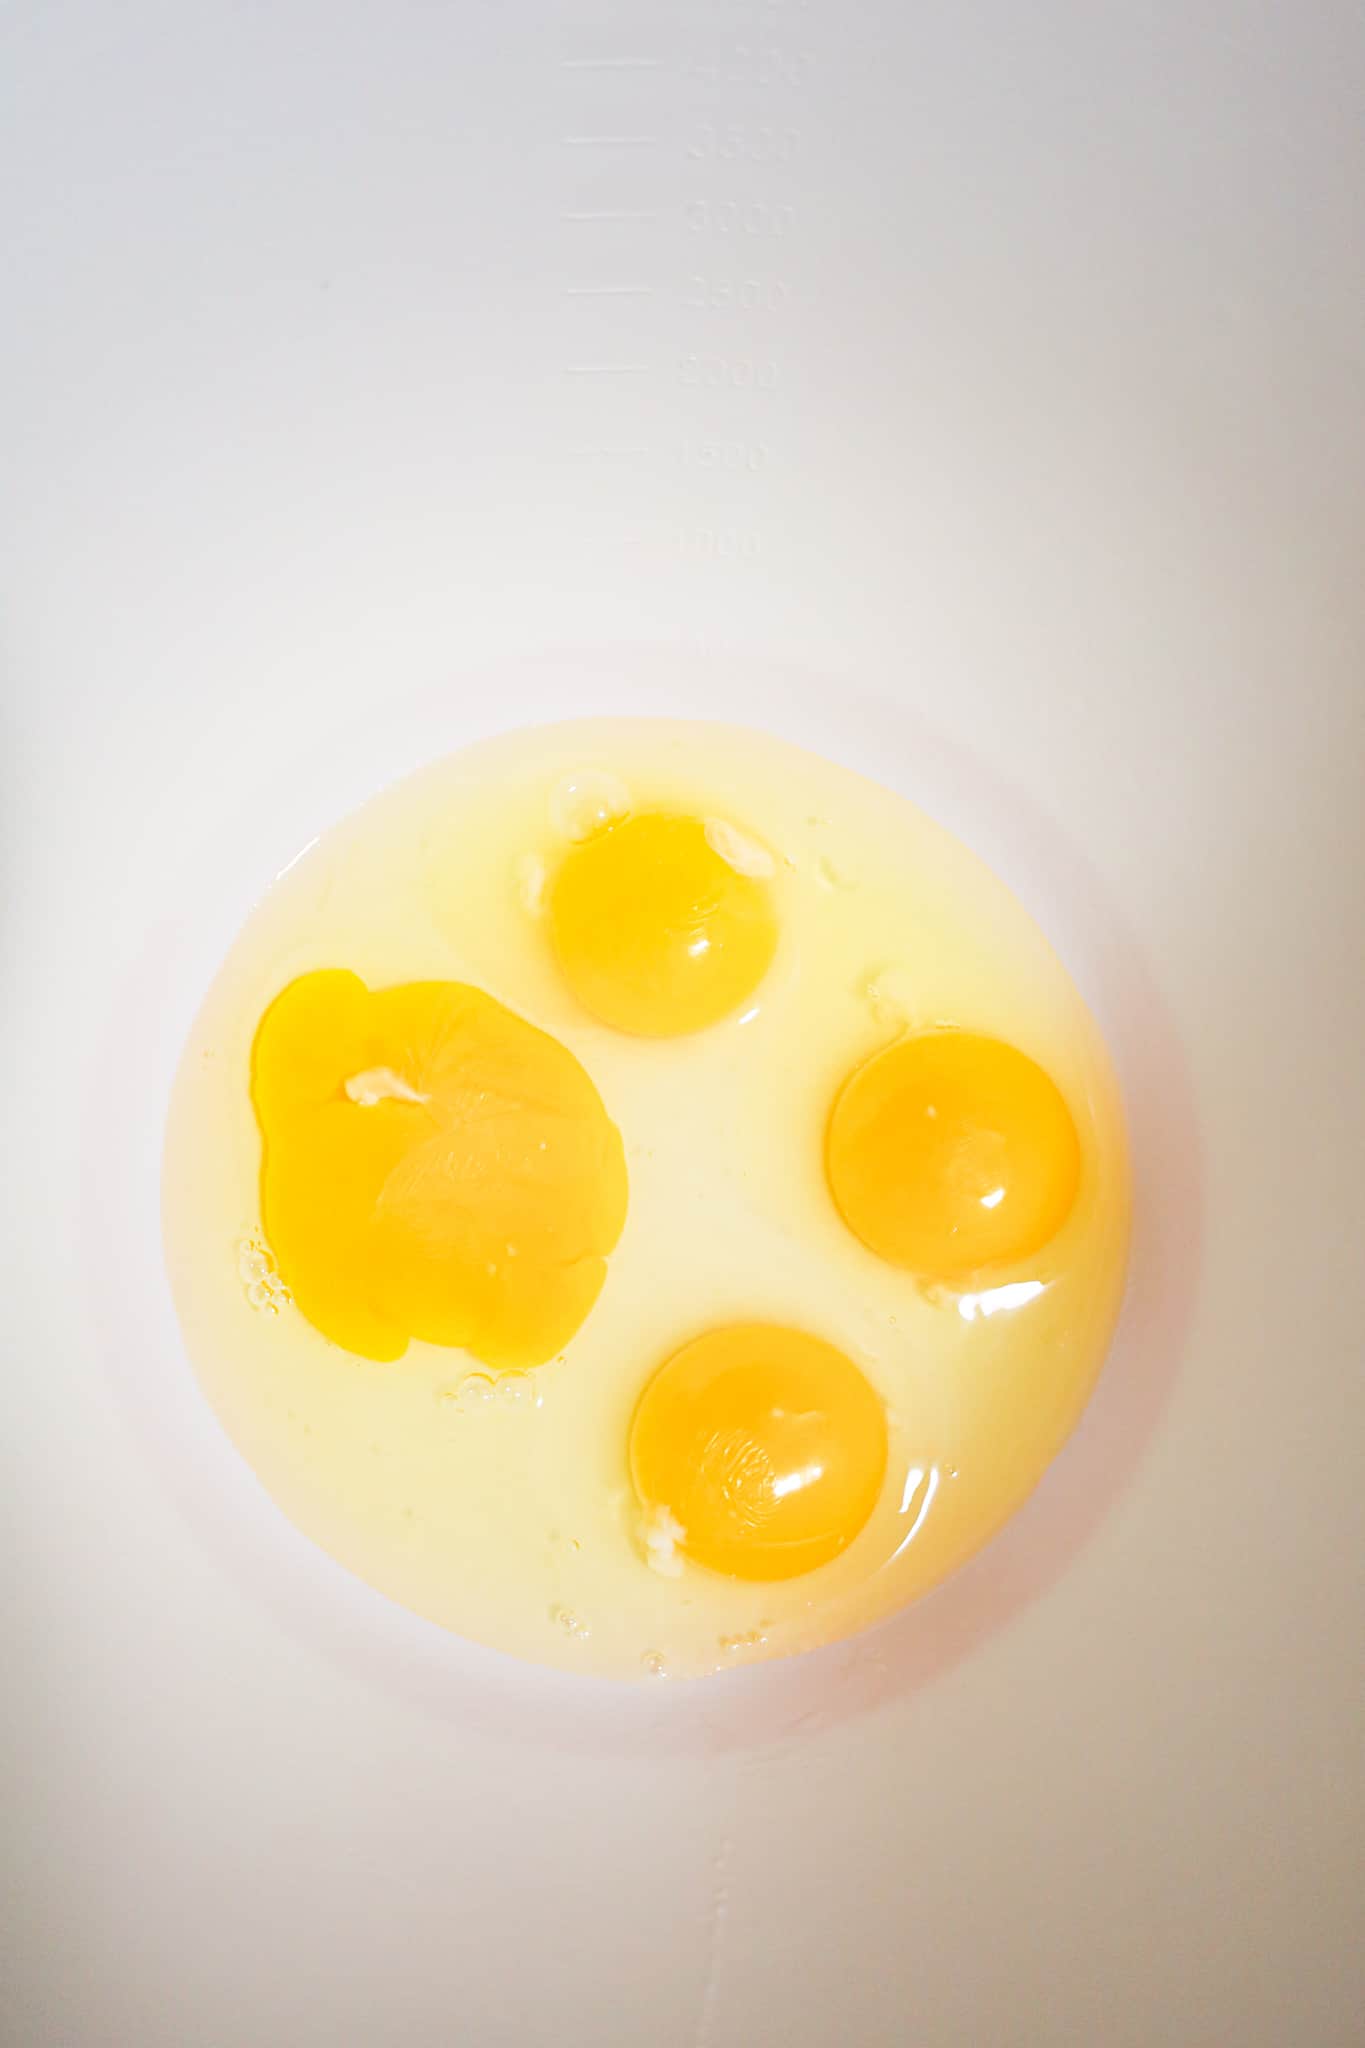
<box><xmin>629</xmin><ymin>1323</ymin><xmax>888</xmax><ymax>1581</ymax></box>
<box><xmin>826</xmin><ymin>1030</ymin><xmax>1080</xmax><ymax>1278</ymax></box>
<box><xmin>547</xmin><ymin>811</ymin><xmax>778</xmax><ymax>1037</ymax></box>
<box><xmin>252</xmin><ymin>970</ymin><xmax>628</xmax><ymax>1365</ymax></box>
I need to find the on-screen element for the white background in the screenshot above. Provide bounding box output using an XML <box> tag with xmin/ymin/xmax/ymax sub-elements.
<box><xmin>3</xmin><ymin>4</ymin><xmax>1363</xmax><ymax>2043</ymax></box>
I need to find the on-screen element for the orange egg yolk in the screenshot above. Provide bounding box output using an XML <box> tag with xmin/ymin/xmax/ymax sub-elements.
<box><xmin>547</xmin><ymin>811</ymin><xmax>778</xmax><ymax>1037</ymax></box>
<box><xmin>629</xmin><ymin>1323</ymin><xmax>888</xmax><ymax>1581</ymax></box>
<box><xmin>826</xmin><ymin>1030</ymin><xmax>1081</xmax><ymax>1278</ymax></box>
<box><xmin>251</xmin><ymin>970</ymin><xmax>628</xmax><ymax>1365</ymax></box>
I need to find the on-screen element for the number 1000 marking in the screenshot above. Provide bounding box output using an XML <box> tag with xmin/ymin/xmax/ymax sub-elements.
<box><xmin>678</xmin><ymin>355</ymin><xmax>779</xmax><ymax>390</ymax></box>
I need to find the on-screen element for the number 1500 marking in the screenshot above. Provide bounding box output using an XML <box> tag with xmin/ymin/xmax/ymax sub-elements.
<box><xmin>686</xmin><ymin>199</ymin><xmax>795</xmax><ymax>237</ymax></box>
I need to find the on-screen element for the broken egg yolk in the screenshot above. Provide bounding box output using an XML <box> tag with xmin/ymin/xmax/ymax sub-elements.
<box><xmin>629</xmin><ymin>1323</ymin><xmax>888</xmax><ymax>1581</ymax></box>
<box><xmin>251</xmin><ymin>970</ymin><xmax>628</xmax><ymax>1365</ymax></box>
<box><xmin>547</xmin><ymin>812</ymin><xmax>778</xmax><ymax>1037</ymax></box>
<box><xmin>826</xmin><ymin>1030</ymin><xmax>1081</xmax><ymax>1278</ymax></box>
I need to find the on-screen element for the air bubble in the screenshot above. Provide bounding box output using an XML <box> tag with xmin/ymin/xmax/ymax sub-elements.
<box><xmin>497</xmin><ymin>1370</ymin><xmax>542</xmax><ymax>1410</ymax></box>
<box><xmin>237</xmin><ymin>1237</ymin><xmax>291</xmax><ymax>1314</ymax></box>
<box><xmin>550</xmin><ymin>770</ymin><xmax>630</xmax><ymax>843</ymax></box>
<box><xmin>550</xmin><ymin>1605</ymin><xmax>590</xmax><ymax>1641</ymax></box>
<box><xmin>641</xmin><ymin>1651</ymin><xmax>668</xmax><ymax>1679</ymax></box>
<box><xmin>719</xmin><ymin>1629</ymin><xmax>769</xmax><ymax>1655</ymax></box>
<box><xmin>439</xmin><ymin>1370</ymin><xmax>541</xmax><ymax>1415</ymax></box>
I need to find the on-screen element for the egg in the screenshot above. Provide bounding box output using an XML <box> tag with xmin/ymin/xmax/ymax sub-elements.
<box><xmin>251</xmin><ymin>971</ymin><xmax>627</xmax><ymax>1365</ymax></box>
<box><xmin>162</xmin><ymin>718</ymin><xmax>1130</xmax><ymax>1680</ymax></box>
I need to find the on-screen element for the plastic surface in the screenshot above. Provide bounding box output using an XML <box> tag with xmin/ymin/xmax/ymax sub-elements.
<box><xmin>4</xmin><ymin>5</ymin><xmax>1362</xmax><ymax>2045</ymax></box>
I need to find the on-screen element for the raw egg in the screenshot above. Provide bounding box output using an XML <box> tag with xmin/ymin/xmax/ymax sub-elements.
<box><xmin>163</xmin><ymin>718</ymin><xmax>1129</xmax><ymax>1679</ymax></box>
<box><xmin>826</xmin><ymin>1030</ymin><xmax>1082</xmax><ymax>1279</ymax></box>
<box><xmin>549</xmin><ymin>810</ymin><xmax>778</xmax><ymax>1036</ymax></box>
<box><xmin>630</xmin><ymin>1323</ymin><xmax>889</xmax><ymax>1581</ymax></box>
<box><xmin>252</xmin><ymin>970</ymin><xmax>627</xmax><ymax>1365</ymax></box>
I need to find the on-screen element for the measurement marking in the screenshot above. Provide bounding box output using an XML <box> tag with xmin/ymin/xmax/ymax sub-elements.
<box><xmin>563</xmin><ymin>363</ymin><xmax>650</xmax><ymax>376</ymax></box>
<box><xmin>563</xmin><ymin>135</ymin><xmax>658</xmax><ymax>148</ymax></box>
<box><xmin>565</xmin><ymin>284</ymin><xmax>654</xmax><ymax>297</ymax></box>
<box><xmin>567</xmin><ymin>445</ymin><xmax>656</xmax><ymax>458</ymax></box>
<box><xmin>562</xmin><ymin>209</ymin><xmax>658</xmax><ymax>224</ymax></box>
<box><xmin>561</xmin><ymin>56</ymin><xmax>664</xmax><ymax>72</ymax></box>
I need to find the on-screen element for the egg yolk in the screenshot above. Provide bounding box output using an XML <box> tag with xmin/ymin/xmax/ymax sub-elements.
<box><xmin>826</xmin><ymin>1030</ymin><xmax>1081</xmax><ymax>1278</ymax></box>
<box><xmin>251</xmin><ymin>970</ymin><xmax>628</xmax><ymax>1365</ymax></box>
<box><xmin>547</xmin><ymin>811</ymin><xmax>778</xmax><ymax>1036</ymax></box>
<box><xmin>629</xmin><ymin>1323</ymin><xmax>888</xmax><ymax>1581</ymax></box>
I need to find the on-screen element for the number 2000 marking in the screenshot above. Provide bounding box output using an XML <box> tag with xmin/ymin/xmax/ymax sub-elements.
<box><xmin>686</xmin><ymin>275</ymin><xmax>791</xmax><ymax>311</ymax></box>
